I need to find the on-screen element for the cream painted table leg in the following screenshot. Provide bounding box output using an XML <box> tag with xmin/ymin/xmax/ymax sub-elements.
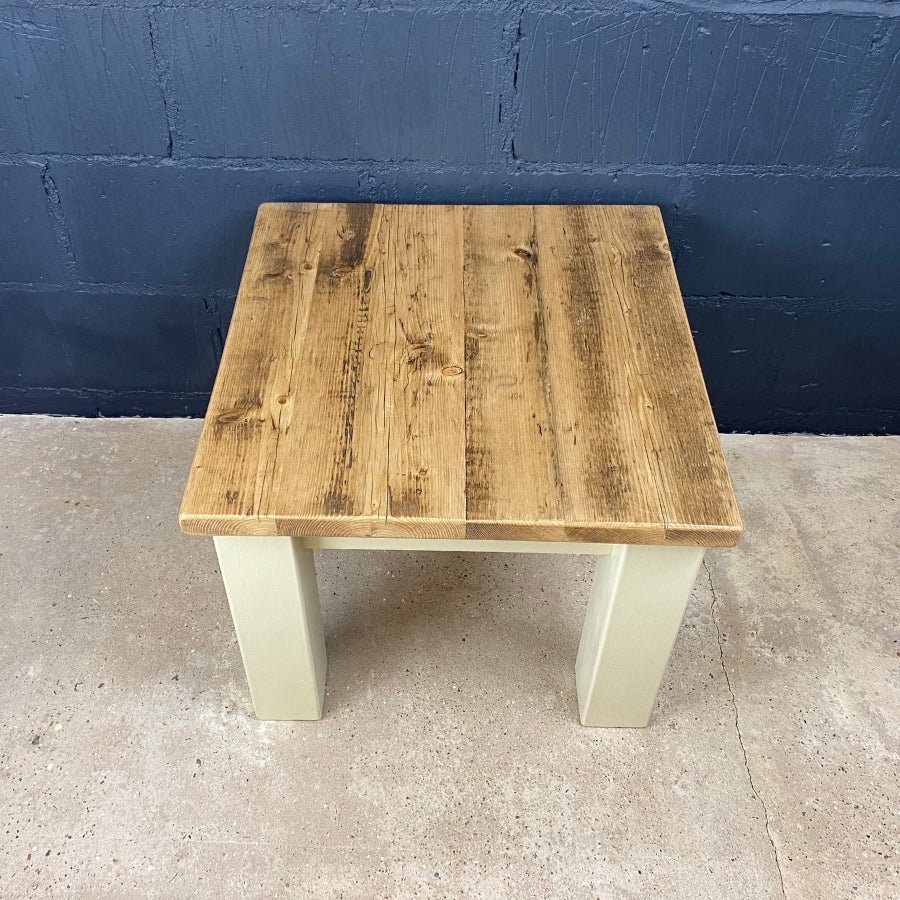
<box><xmin>576</xmin><ymin>544</ymin><xmax>705</xmax><ymax>727</ymax></box>
<box><xmin>213</xmin><ymin>536</ymin><xmax>326</xmax><ymax>720</ymax></box>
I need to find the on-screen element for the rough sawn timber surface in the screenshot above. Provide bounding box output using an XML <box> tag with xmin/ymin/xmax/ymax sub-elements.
<box><xmin>180</xmin><ymin>202</ymin><xmax>741</xmax><ymax>547</ymax></box>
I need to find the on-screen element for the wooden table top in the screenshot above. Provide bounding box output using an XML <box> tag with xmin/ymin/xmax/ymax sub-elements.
<box><xmin>180</xmin><ymin>203</ymin><xmax>741</xmax><ymax>546</ymax></box>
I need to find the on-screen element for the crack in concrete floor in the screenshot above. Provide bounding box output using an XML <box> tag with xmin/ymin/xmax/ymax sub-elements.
<box><xmin>706</xmin><ymin>559</ymin><xmax>787</xmax><ymax>899</ymax></box>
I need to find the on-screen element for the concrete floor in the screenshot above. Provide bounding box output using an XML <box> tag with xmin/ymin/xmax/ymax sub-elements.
<box><xmin>0</xmin><ymin>418</ymin><xmax>896</xmax><ymax>899</ymax></box>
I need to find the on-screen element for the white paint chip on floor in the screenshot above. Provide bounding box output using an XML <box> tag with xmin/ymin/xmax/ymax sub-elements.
<box><xmin>0</xmin><ymin>417</ymin><xmax>897</xmax><ymax>898</ymax></box>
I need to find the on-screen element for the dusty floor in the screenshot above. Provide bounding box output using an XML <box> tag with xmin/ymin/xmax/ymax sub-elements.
<box><xmin>0</xmin><ymin>417</ymin><xmax>896</xmax><ymax>899</ymax></box>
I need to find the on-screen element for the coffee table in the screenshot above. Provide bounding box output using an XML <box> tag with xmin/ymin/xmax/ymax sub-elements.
<box><xmin>180</xmin><ymin>203</ymin><xmax>741</xmax><ymax>726</ymax></box>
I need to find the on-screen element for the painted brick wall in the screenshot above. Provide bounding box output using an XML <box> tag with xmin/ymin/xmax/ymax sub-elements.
<box><xmin>1</xmin><ymin>0</ymin><xmax>898</xmax><ymax>431</ymax></box>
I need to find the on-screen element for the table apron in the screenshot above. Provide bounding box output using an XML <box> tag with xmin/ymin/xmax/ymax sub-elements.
<box><xmin>296</xmin><ymin>537</ymin><xmax>615</xmax><ymax>555</ymax></box>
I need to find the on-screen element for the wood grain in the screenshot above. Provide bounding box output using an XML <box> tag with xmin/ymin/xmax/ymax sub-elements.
<box><xmin>180</xmin><ymin>202</ymin><xmax>742</xmax><ymax>546</ymax></box>
<box><xmin>586</xmin><ymin>206</ymin><xmax>743</xmax><ymax>545</ymax></box>
<box><xmin>179</xmin><ymin>203</ymin><xmax>335</xmax><ymax>536</ymax></box>
<box><xmin>462</xmin><ymin>205</ymin><xmax>567</xmax><ymax>533</ymax></box>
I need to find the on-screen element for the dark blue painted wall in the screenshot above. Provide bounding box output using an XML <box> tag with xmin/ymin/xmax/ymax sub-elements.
<box><xmin>1</xmin><ymin>1</ymin><xmax>898</xmax><ymax>432</ymax></box>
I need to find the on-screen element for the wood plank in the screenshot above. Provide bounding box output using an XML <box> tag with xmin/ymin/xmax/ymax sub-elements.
<box><xmin>259</xmin><ymin>204</ymin><xmax>467</xmax><ymax>538</ymax></box>
<box><xmin>462</xmin><ymin>205</ymin><xmax>566</xmax><ymax>535</ymax></box>
<box><xmin>382</xmin><ymin>205</ymin><xmax>466</xmax><ymax>537</ymax></box>
<box><xmin>179</xmin><ymin>203</ymin><xmax>335</xmax><ymax>535</ymax></box>
<box><xmin>585</xmin><ymin>206</ymin><xmax>742</xmax><ymax>546</ymax></box>
<box><xmin>263</xmin><ymin>203</ymin><xmax>387</xmax><ymax>534</ymax></box>
<box><xmin>531</xmin><ymin>204</ymin><xmax>664</xmax><ymax>539</ymax></box>
<box><xmin>462</xmin><ymin>205</ymin><xmax>665</xmax><ymax>542</ymax></box>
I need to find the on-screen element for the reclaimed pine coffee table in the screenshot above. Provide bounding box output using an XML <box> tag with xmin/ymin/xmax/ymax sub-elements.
<box><xmin>180</xmin><ymin>203</ymin><xmax>741</xmax><ymax>727</ymax></box>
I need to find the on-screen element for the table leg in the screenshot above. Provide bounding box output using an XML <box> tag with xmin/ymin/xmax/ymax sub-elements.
<box><xmin>575</xmin><ymin>544</ymin><xmax>705</xmax><ymax>727</ymax></box>
<box><xmin>213</xmin><ymin>536</ymin><xmax>327</xmax><ymax>720</ymax></box>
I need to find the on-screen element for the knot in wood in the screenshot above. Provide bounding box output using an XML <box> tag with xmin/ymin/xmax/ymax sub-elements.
<box><xmin>407</xmin><ymin>341</ymin><xmax>434</xmax><ymax>365</ymax></box>
<box><xmin>215</xmin><ymin>403</ymin><xmax>258</xmax><ymax>425</ymax></box>
<box><xmin>513</xmin><ymin>246</ymin><xmax>535</xmax><ymax>262</ymax></box>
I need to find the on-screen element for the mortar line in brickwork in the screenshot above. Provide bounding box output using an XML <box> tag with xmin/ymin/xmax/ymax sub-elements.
<box><xmin>9</xmin><ymin>1</ymin><xmax>900</xmax><ymax>16</ymax></box>
<box><xmin>4</xmin><ymin>283</ymin><xmax>884</xmax><ymax>312</ymax></box>
<box><xmin>1</xmin><ymin>153</ymin><xmax>897</xmax><ymax>179</ymax></box>
<box><xmin>14</xmin><ymin>1</ymin><xmax>526</xmax><ymax>11</ymax></box>
<box><xmin>682</xmin><ymin>295</ymin><xmax>897</xmax><ymax>309</ymax></box>
<box><xmin>0</xmin><ymin>386</ymin><xmax>214</xmax><ymax>400</ymax></box>
<box><xmin>0</xmin><ymin>282</ymin><xmax>237</xmax><ymax>301</ymax></box>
